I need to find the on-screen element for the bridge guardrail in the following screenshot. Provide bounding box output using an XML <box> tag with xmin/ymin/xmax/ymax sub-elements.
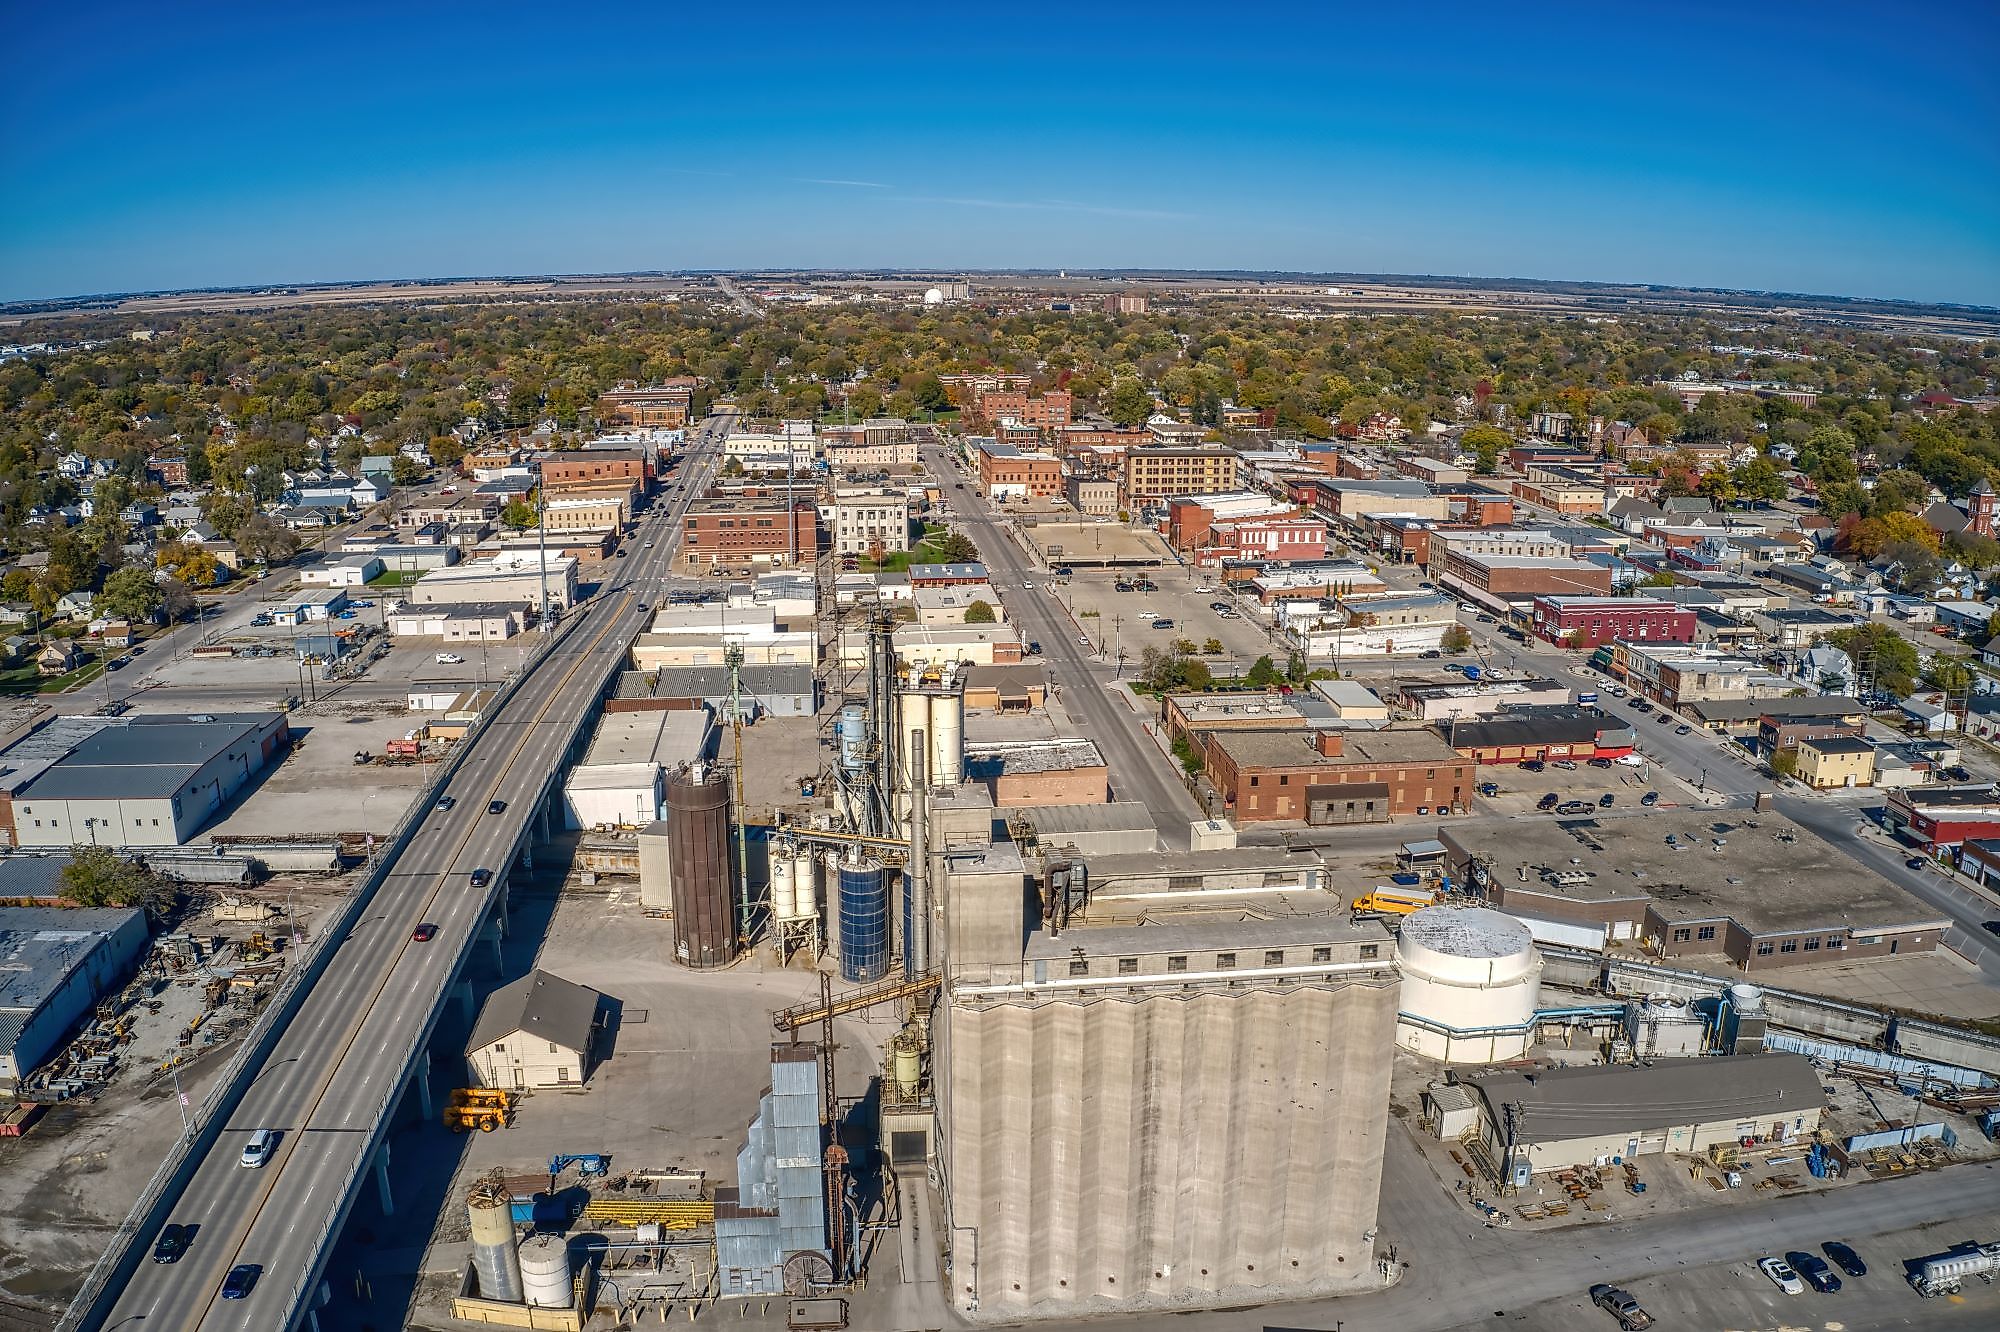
<box><xmin>59</xmin><ymin>620</ymin><xmax>573</xmax><ymax>1332</ymax></box>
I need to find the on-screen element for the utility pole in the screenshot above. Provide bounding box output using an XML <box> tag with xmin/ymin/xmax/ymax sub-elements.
<box><xmin>534</xmin><ymin>469</ymin><xmax>551</xmax><ymax>632</ymax></box>
<box><xmin>727</xmin><ymin>643</ymin><xmax>752</xmax><ymax>945</ymax></box>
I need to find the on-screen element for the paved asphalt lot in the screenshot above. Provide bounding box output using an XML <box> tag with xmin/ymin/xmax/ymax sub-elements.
<box><xmin>92</xmin><ymin>419</ymin><xmax>727</xmax><ymax>1331</ymax></box>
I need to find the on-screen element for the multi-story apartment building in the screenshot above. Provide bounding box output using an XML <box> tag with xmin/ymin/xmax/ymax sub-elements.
<box><xmin>1123</xmin><ymin>447</ymin><xmax>1240</xmax><ymax>505</ymax></box>
<box><xmin>974</xmin><ymin>388</ymin><xmax>1073</xmax><ymax>430</ymax></box>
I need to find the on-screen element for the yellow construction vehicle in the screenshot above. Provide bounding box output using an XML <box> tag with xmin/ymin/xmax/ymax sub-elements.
<box><xmin>443</xmin><ymin>1088</ymin><xmax>513</xmax><ymax>1133</ymax></box>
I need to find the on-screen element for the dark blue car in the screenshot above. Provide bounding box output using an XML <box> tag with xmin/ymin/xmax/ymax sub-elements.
<box><xmin>221</xmin><ymin>1264</ymin><xmax>261</xmax><ymax>1299</ymax></box>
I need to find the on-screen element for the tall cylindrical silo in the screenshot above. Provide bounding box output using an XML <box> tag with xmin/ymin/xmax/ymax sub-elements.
<box><xmin>930</xmin><ymin>690</ymin><xmax>964</xmax><ymax>788</ymax></box>
<box><xmin>667</xmin><ymin>770</ymin><xmax>736</xmax><ymax>968</ymax></box>
<box><xmin>793</xmin><ymin>848</ymin><xmax>820</xmax><ymax>922</ymax></box>
<box><xmin>467</xmin><ymin>1178</ymin><xmax>524</xmax><ymax>1303</ymax></box>
<box><xmin>518</xmin><ymin>1233</ymin><xmax>572</xmax><ymax>1308</ymax></box>
<box><xmin>838</xmin><ymin>852</ymin><xmax>889</xmax><ymax>982</ymax></box>
<box><xmin>769</xmin><ymin>847</ymin><xmax>797</xmax><ymax>923</ymax></box>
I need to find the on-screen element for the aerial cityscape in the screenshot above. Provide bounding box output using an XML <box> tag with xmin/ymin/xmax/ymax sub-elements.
<box><xmin>2</xmin><ymin>5</ymin><xmax>1999</xmax><ymax>1332</ymax></box>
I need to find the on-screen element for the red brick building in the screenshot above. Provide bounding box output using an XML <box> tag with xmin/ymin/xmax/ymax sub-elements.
<box><xmin>1529</xmin><ymin>596</ymin><xmax>1696</xmax><ymax>648</ymax></box>
<box><xmin>1201</xmin><ymin>728</ymin><xmax>1472</xmax><ymax>822</ymax></box>
<box><xmin>975</xmin><ymin>447</ymin><xmax>1063</xmax><ymax>499</ymax></box>
<box><xmin>976</xmin><ymin>388</ymin><xmax>1073</xmax><ymax>430</ymax></box>
<box><xmin>677</xmin><ymin>501</ymin><xmax>819</xmax><ymax>570</ymax></box>
<box><xmin>539</xmin><ymin>450</ymin><xmax>649</xmax><ymax>489</ymax></box>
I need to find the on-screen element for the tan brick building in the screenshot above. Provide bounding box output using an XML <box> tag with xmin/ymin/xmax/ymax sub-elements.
<box><xmin>1201</xmin><ymin>728</ymin><xmax>1471</xmax><ymax>822</ymax></box>
<box><xmin>1123</xmin><ymin>447</ymin><xmax>1240</xmax><ymax>505</ymax></box>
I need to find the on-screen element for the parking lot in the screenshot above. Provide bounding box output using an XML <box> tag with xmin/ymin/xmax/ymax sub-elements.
<box><xmin>1471</xmin><ymin>754</ymin><xmax>1669</xmax><ymax>816</ymax></box>
<box><xmin>1050</xmin><ymin>569</ymin><xmax>1283</xmax><ymax>674</ymax></box>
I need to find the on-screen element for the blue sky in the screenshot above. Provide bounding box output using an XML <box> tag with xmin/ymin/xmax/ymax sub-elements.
<box><xmin>4</xmin><ymin>1</ymin><xmax>1997</xmax><ymax>305</ymax></box>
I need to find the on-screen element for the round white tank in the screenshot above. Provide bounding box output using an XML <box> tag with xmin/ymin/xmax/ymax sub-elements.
<box><xmin>930</xmin><ymin>692</ymin><xmax>964</xmax><ymax>787</ymax></box>
<box><xmin>1396</xmin><ymin>906</ymin><xmax>1542</xmax><ymax>1064</ymax></box>
<box><xmin>793</xmin><ymin>848</ymin><xmax>820</xmax><ymax>921</ymax></box>
<box><xmin>1728</xmin><ymin>982</ymin><xmax>1764</xmax><ymax>1014</ymax></box>
<box><xmin>519</xmin><ymin>1233</ymin><xmax>572</xmax><ymax>1308</ymax></box>
<box><xmin>769</xmin><ymin>849</ymin><xmax>797</xmax><ymax>922</ymax></box>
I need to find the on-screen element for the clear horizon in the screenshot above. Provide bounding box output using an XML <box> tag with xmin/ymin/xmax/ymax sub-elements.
<box><xmin>4</xmin><ymin>0</ymin><xmax>1996</xmax><ymax>307</ymax></box>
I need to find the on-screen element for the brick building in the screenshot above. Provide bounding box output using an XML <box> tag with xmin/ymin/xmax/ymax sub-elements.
<box><xmin>1437</xmin><ymin>552</ymin><xmax>1611</xmax><ymax>608</ymax></box>
<box><xmin>539</xmin><ymin>450</ymin><xmax>649</xmax><ymax>489</ymax></box>
<box><xmin>677</xmin><ymin>501</ymin><xmax>820</xmax><ymax>571</ymax></box>
<box><xmin>975</xmin><ymin>445</ymin><xmax>1063</xmax><ymax>499</ymax></box>
<box><xmin>975</xmin><ymin>388</ymin><xmax>1073</xmax><ymax>430</ymax></box>
<box><xmin>1200</xmin><ymin>728</ymin><xmax>1472</xmax><ymax>823</ymax></box>
<box><xmin>597</xmin><ymin>385</ymin><xmax>694</xmax><ymax>429</ymax></box>
<box><xmin>1123</xmin><ymin>448</ymin><xmax>1240</xmax><ymax>505</ymax></box>
<box><xmin>1529</xmin><ymin>596</ymin><xmax>1696</xmax><ymax>649</ymax></box>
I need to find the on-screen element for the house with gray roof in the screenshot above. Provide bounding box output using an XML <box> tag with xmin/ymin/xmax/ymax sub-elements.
<box><xmin>466</xmin><ymin>969</ymin><xmax>607</xmax><ymax>1090</ymax></box>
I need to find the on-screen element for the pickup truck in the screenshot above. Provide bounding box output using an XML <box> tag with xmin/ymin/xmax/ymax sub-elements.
<box><xmin>1588</xmin><ymin>1283</ymin><xmax>1654</xmax><ymax>1330</ymax></box>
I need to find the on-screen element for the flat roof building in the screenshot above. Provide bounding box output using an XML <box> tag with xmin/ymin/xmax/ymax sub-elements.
<box><xmin>0</xmin><ymin>903</ymin><xmax>150</xmax><ymax>1082</ymax></box>
<box><xmin>2</xmin><ymin>713</ymin><xmax>291</xmax><ymax>848</ymax></box>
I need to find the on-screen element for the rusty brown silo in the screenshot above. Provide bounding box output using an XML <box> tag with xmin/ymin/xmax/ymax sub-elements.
<box><xmin>667</xmin><ymin>767</ymin><xmax>736</xmax><ymax>967</ymax></box>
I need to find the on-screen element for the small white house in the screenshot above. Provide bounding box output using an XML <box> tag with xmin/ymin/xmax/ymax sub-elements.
<box><xmin>465</xmin><ymin>970</ymin><xmax>605</xmax><ymax>1091</ymax></box>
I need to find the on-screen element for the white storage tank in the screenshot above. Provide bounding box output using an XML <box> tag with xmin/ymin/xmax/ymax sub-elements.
<box><xmin>1396</xmin><ymin>906</ymin><xmax>1543</xmax><ymax>1064</ymax></box>
<box><xmin>519</xmin><ymin>1233</ymin><xmax>572</xmax><ymax>1308</ymax></box>
<box><xmin>793</xmin><ymin>847</ymin><xmax>820</xmax><ymax>922</ymax></box>
<box><xmin>930</xmin><ymin>690</ymin><xmax>964</xmax><ymax>787</ymax></box>
<box><xmin>769</xmin><ymin>847</ymin><xmax>797</xmax><ymax>922</ymax></box>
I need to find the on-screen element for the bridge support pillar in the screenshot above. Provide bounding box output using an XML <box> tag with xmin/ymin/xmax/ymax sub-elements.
<box><xmin>454</xmin><ymin>979</ymin><xmax>475</xmax><ymax>1024</ymax></box>
<box><xmin>413</xmin><ymin>1052</ymin><xmax>434</xmax><ymax>1121</ymax></box>
<box><xmin>374</xmin><ymin>1141</ymin><xmax>394</xmax><ymax>1216</ymax></box>
<box><xmin>518</xmin><ymin>841</ymin><xmax>534</xmax><ymax>872</ymax></box>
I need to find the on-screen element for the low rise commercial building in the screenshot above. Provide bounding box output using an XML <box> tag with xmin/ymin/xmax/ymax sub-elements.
<box><xmin>631</xmin><ymin>606</ymin><xmax>816</xmax><ymax>669</ymax></box>
<box><xmin>1446</xmin><ymin>706</ymin><xmax>1635</xmax><ymax>765</ymax></box>
<box><xmin>387</xmin><ymin>603</ymin><xmax>526</xmax><ymax>641</ymax></box>
<box><xmin>541</xmin><ymin>494</ymin><xmax>629</xmax><ymax>535</ymax></box>
<box><xmin>0</xmin><ymin>901</ymin><xmax>150</xmax><ymax>1082</ymax></box>
<box><xmin>612</xmin><ymin>664</ymin><xmax>817</xmax><ymax>719</ymax></box>
<box><xmin>1</xmin><ymin>713</ymin><xmax>290</xmax><ymax>848</ymax></box>
<box><xmin>1285</xmin><ymin>591</ymin><xmax>1457</xmax><ymax>660</ymax></box>
<box><xmin>1886</xmin><ymin>784</ymin><xmax>2000</xmax><ymax>852</ymax></box>
<box><xmin>972</xmin><ymin>441</ymin><xmax>1063</xmax><ymax>500</ymax></box>
<box><xmin>1201</xmin><ymin>727</ymin><xmax>1471</xmax><ymax>822</ymax></box>
<box><xmin>562</xmin><ymin>707</ymin><xmax>712</xmax><ymax>829</ymax></box>
<box><xmin>1442</xmin><ymin>810</ymin><xmax>1947</xmax><ymax>967</ymax></box>
<box><xmin>1529</xmin><ymin>596</ymin><xmax>1695</xmax><ymax>648</ymax></box>
<box><xmin>1463</xmin><ymin>1056</ymin><xmax>1826</xmax><ymax>1180</ymax></box>
<box><xmin>409</xmin><ymin>552</ymin><xmax>578</xmax><ymax>612</ymax></box>
<box><xmin>1397</xmin><ymin>678</ymin><xmax>1572</xmax><ymax>722</ymax></box>
<box><xmin>301</xmin><ymin>555</ymin><xmax>382</xmax><ymax>588</ymax></box>
<box><xmin>1065</xmin><ymin>476</ymin><xmax>1118</xmax><ymax>516</ymax></box>
<box><xmin>1616</xmin><ymin>644</ymin><xmax>1788</xmax><ymax>711</ymax></box>
<box><xmin>964</xmin><ymin>738</ymin><xmax>1107</xmax><ymax>806</ymax></box>
<box><xmin>1437</xmin><ymin>551</ymin><xmax>1610</xmax><ymax>611</ymax></box>
<box><xmin>1796</xmin><ymin>734</ymin><xmax>1877</xmax><ymax>789</ymax></box>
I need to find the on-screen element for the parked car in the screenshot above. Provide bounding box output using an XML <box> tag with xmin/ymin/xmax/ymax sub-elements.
<box><xmin>1786</xmin><ymin>1251</ymin><xmax>1841</xmax><ymax>1293</ymax></box>
<box><xmin>1477</xmin><ymin>782</ymin><xmax>1501</xmax><ymax>797</ymax></box>
<box><xmin>239</xmin><ymin>1129</ymin><xmax>278</xmax><ymax>1169</ymax></box>
<box><xmin>1520</xmin><ymin>760</ymin><xmax>1545</xmax><ymax>772</ymax></box>
<box><xmin>1598</xmin><ymin>793</ymin><xmax>1615</xmax><ymax>807</ymax></box>
<box><xmin>1552</xmin><ymin>759</ymin><xmax>1577</xmax><ymax>770</ymax></box>
<box><xmin>1026</xmin><ymin>640</ymin><xmax>1042</xmax><ymax>655</ymax></box>
<box><xmin>1209</xmin><ymin>601</ymin><xmax>1232</xmax><ymax>612</ymax></box>
<box><xmin>221</xmin><ymin>1264</ymin><xmax>261</xmax><ymax>1300</ymax></box>
<box><xmin>1758</xmin><ymin>1256</ymin><xmax>1805</xmax><ymax>1295</ymax></box>
<box><xmin>1476</xmin><ymin>613</ymin><xmax>1496</xmax><ymax>623</ymax></box>
<box><xmin>1587</xmin><ymin>757</ymin><xmax>1613</xmax><ymax>768</ymax></box>
<box><xmin>152</xmin><ymin>1224</ymin><xmax>194</xmax><ymax>1264</ymax></box>
<box><xmin>1588</xmin><ymin>1283</ymin><xmax>1654</xmax><ymax>1330</ymax></box>
<box><xmin>1821</xmin><ymin>1242</ymin><xmax>1866</xmax><ymax>1278</ymax></box>
<box><xmin>1420</xmin><ymin>649</ymin><xmax>1443</xmax><ymax>659</ymax></box>
<box><xmin>437</xmin><ymin>652</ymin><xmax>465</xmax><ymax>664</ymax></box>
<box><xmin>1537</xmin><ymin>793</ymin><xmax>1561</xmax><ymax>811</ymax></box>
<box><xmin>1675</xmin><ymin>724</ymin><xmax>1693</xmax><ymax>735</ymax></box>
<box><xmin>1556</xmin><ymin>801</ymin><xmax>1594</xmax><ymax>815</ymax></box>
<box><xmin>1640</xmin><ymin>791</ymin><xmax>1661</xmax><ymax>807</ymax></box>
<box><xmin>1905</xmin><ymin>857</ymin><xmax>1928</xmax><ymax>870</ymax></box>
<box><xmin>411</xmin><ymin>923</ymin><xmax>438</xmax><ymax>943</ymax></box>
<box><xmin>1655</xmin><ymin>712</ymin><xmax>1673</xmax><ymax>724</ymax></box>
<box><xmin>1151</xmin><ymin>618</ymin><xmax>1175</xmax><ymax>630</ymax></box>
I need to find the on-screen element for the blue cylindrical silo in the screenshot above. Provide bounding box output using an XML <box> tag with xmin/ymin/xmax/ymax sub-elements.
<box><xmin>838</xmin><ymin>856</ymin><xmax>889</xmax><ymax>982</ymax></box>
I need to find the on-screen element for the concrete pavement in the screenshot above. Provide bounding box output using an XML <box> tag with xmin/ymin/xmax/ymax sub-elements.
<box><xmin>84</xmin><ymin>419</ymin><xmax>729</xmax><ymax>1332</ymax></box>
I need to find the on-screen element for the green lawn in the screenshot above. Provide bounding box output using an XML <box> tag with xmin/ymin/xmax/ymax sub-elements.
<box><xmin>367</xmin><ymin>569</ymin><xmax>426</xmax><ymax>588</ymax></box>
<box><xmin>0</xmin><ymin>653</ymin><xmax>107</xmax><ymax>695</ymax></box>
